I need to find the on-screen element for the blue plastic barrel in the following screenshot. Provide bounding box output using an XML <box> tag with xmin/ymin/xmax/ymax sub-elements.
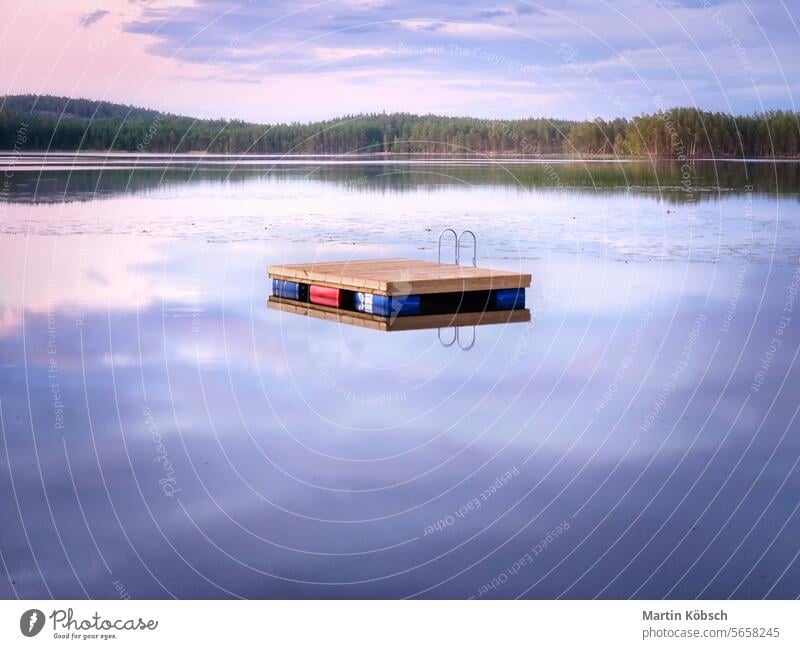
<box><xmin>272</xmin><ymin>279</ymin><xmax>308</xmax><ymax>301</ymax></box>
<box><xmin>354</xmin><ymin>292</ymin><xmax>421</xmax><ymax>317</ymax></box>
<box><xmin>494</xmin><ymin>288</ymin><xmax>525</xmax><ymax>310</ymax></box>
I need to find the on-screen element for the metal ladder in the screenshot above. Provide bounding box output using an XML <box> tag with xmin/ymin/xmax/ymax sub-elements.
<box><xmin>438</xmin><ymin>228</ymin><xmax>477</xmax><ymax>267</ymax></box>
<box><xmin>437</xmin><ymin>228</ymin><xmax>478</xmax><ymax>350</ymax></box>
<box><xmin>437</xmin><ymin>326</ymin><xmax>476</xmax><ymax>351</ymax></box>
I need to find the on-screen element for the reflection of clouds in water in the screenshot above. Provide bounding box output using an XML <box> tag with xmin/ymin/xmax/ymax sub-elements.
<box><xmin>0</xmin><ymin>308</ymin><xmax>22</xmax><ymax>339</ymax></box>
<box><xmin>0</xmin><ymin>235</ymin><xmax>285</xmax><ymax>318</ymax></box>
<box><xmin>2</xmin><ymin>229</ymin><xmax>800</xmax><ymax>598</ymax></box>
<box><xmin>0</xmin><ymin>235</ymin><xmax>159</xmax><ymax>315</ymax></box>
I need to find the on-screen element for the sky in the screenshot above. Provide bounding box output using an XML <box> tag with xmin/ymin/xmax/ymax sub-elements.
<box><xmin>1</xmin><ymin>0</ymin><xmax>798</xmax><ymax>123</ymax></box>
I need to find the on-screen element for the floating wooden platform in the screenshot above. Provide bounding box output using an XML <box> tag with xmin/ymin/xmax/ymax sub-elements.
<box><xmin>268</xmin><ymin>258</ymin><xmax>531</xmax><ymax>296</ymax></box>
<box><xmin>268</xmin><ymin>296</ymin><xmax>530</xmax><ymax>332</ymax></box>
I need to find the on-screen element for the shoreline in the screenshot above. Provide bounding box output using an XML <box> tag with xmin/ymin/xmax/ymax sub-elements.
<box><xmin>1</xmin><ymin>150</ymin><xmax>799</xmax><ymax>162</ymax></box>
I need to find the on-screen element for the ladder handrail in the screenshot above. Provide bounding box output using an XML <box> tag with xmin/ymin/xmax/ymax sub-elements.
<box><xmin>438</xmin><ymin>228</ymin><xmax>458</xmax><ymax>264</ymax></box>
<box><xmin>457</xmin><ymin>230</ymin><xmax>477</xmax><ymax>267</ymax></box>
<box><xmin>434</xmin><ymin>229</ymin><xmax>479</xmax><ymax>349</ymax></box>
<box><xmin>437</xmin><ymin>327</ymin><xmax>476</xmax><ymax>350</ymax></box>
<box><xmin>456</xmin><ymin>326</ymin><xmax>476</xmax><ymax>351</ymax></box>
<box><xmin>437</xmin><ymin>327</ymin><xmax>457</xmax><ymax>347</ymax></box>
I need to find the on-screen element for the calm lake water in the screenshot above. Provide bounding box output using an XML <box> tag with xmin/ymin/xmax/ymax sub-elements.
<box><xmin>1</xmin><ymin>158</ymin><xmax>799</xmax><ymax>599</ymax></box>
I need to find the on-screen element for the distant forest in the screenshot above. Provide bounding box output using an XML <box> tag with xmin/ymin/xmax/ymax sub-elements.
<box><xmin>2</xmin><ymin>94</ymin><xmax>799</xmax><ymax>158</ymax></box>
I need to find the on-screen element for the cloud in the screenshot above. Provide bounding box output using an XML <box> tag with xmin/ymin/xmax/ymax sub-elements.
<box><xmin>79</xmin><ymin>9</ymin><xmax>110</xmax><ymax>28</ymax></box>
<box><xmin>516</xmin><ymin>4</ymin><xmax>544</xmax><ymax>16</ymax></box>
<box><xmin>475</xmin><ymin>8</ymin><xmax>513</xmax><ymax>19</ymax></box>
<box><xmin>5</xmin><ymin>0</ymin><xmax>799</xmax><ymax>121</ymax></box>
<box><xmin>395</xmin><ymin>19</ymin><xmax>525</xmax><ymax>39</ymax></box>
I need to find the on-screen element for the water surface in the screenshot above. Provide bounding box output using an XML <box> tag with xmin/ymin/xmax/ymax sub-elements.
<box><xmin>1</xmin><ymin>159</ymin><xmax>799</xmax><ymax>598</ymax></box>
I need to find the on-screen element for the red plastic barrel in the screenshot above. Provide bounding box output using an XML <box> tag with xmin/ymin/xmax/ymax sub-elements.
<box><xmin>310</xmin><ymin>285</ymin><xmax>343</xmax><ymax>307</ymax></box>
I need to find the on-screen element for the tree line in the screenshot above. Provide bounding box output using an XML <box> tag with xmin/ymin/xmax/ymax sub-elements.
<box><xmin>1</xmin><ymin>94</ymin><xmax>798</xmax><ymax>158</ymax></box>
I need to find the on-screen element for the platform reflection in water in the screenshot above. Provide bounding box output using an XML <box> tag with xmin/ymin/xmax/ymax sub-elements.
<box><xmin>267</xmin><ymin>295</ymin><xmax>531</xmax><ymax>333</ymax></box>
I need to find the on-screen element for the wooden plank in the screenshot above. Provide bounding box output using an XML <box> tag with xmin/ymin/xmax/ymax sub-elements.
<box><xmin>267</xmin><ymin>296</ymin><xmax>530</xmax><ymax>332</ymax></box>
<box><xmin>268</xmin><ymin>258</ymin><xmax>531</xmax><ymax>296</ymax></box>
<box><xmin>386</xmin><ymin>308</ymin><xmax>530</xmax><ymax>332</ymax></box>
<box><xmin>268</xmin><ymin>297</ymin><xmax>388</xmax><ymax>330</ymax></box>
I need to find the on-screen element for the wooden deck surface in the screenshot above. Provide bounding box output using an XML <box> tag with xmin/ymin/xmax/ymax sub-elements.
<box><xmin>268</xmin><ymin>296</ymin><xmax>530</xmax><ymax>332</ymax></box>
<box><xmin>268</xmin><ymin>258</ymin><xmax>531</xmax><ymax>296</ymax></box>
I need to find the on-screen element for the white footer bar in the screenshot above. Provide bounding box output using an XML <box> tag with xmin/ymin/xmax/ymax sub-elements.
<box><xmin>0</xmin><ymin>600</ymin><xmax>796</xmax><ymax>648</ymax></box>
